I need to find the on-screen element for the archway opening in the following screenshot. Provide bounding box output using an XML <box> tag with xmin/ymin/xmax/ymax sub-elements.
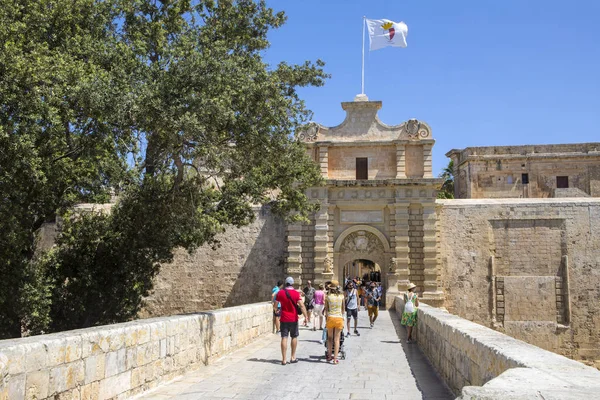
<box><xmin>342</xmin><ymin>259</ymin><xmax>382</xmax><ymax>283</ymax></box>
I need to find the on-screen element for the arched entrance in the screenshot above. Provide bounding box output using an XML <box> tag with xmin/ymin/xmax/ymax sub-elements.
<box><xmin>333</xmin><ymin>225</ymin><xmax>391</xmax><ymax>306</ymax></box>
<box><xmin>342</xmin><ymin>259</ymin><xmax>382</xmax><ymax>283</ymax></box>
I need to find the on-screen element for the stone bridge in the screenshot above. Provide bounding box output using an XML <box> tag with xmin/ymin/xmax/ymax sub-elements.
<box><xmin>1</xmin><ymin>298</ymin><xmax>599</xmax><ymax>400</ymax></box>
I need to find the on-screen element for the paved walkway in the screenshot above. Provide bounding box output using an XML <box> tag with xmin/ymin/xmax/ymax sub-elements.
<box><xmin>134</xmin><ymin>309</ymin><xmax>453</xmax><ymax>400</ymax></box>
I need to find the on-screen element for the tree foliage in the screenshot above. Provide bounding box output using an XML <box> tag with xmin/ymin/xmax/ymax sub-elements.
<box><xmin>0</xmin><ymin>0</ymin><xmax>327</xmax><ymax>338</ymax></box>
<box><xmin>437</xmin><ymin>159</ymin><xmax>454</xmax><ymax>199</ymax></box>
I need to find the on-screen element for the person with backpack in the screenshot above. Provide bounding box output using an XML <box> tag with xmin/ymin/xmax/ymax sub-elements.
<box><xmin>271</xmin><ymin>280</ymin><xmax>283</xmax><ymax>333</ymax></box>
<box><xmin>274</xmin><ymin>277</ymin><xmax>308</xmax><ymax>365</ymax></box>
<box><xmin>366</xmin><ymin>282</ymin><xmax>381</xmax><ymax>328</ymax></box>
<box><xmin>344</xmin><ymin>280</ymin><xmax>360</xmax><ymax>337</ymax></box>
<box><xmin>401</xmin><ymin>283</ymin><xmax>419</xmax><ymax>343</ymax></box>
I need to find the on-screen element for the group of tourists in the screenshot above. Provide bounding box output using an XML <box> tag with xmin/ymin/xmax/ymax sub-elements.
<box><xmin>271</xmin><ymin>276</ymin><xmax>419</xmax><ymax>365</ymax></box>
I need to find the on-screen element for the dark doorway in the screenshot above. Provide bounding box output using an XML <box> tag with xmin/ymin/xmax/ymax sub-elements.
<box><xmin>356</xmin><ymin>158</ymin><xmax>368</xmax><ymax>180</ymax></box>
<box><xmin>556</xmin><ymin>176</ymin><xmax>569</xmax><ymax>189</ymax></box>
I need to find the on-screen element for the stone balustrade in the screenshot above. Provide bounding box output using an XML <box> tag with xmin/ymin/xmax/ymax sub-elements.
<box><xmin>394</xmin><ymin>296</ymin><xmax>600</xmax><ymax>399</ymax></box>
<box><xmin>0</xmin><ymin>302</ymin><xmax>272</xmax><ymax>400</ymax></box>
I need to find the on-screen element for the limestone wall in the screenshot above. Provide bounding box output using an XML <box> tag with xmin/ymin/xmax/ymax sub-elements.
<box><xmin>448</xmin><ymin>143</ymin><xmax>600</xmax><ymax>199</ymax></box>
<box><xmin>394</xmin><ymin>298</ymin><xmax>600</xmax><ymax>398</ymax></box>
<box><xmin>141</xmin><ymin>206</ymin><xmax>286</xmax><ymax>317</ymax></box>
<box><xmin>0</xmin><ymin>302</ymin><xmax>272</xmax><ymax>400</ymax></box>
<box><xmin>437</xmin><ymin>198</ymin><xmax>600</xmax><ymax>367</ymax></box>
<box><xmin>455</xmin><ymin>157</ymin><xmax>600</xmax><ymax>198</ymax></box>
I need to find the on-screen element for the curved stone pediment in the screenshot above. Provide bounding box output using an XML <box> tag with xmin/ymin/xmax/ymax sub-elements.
<box><xmin>296</xmin><ymin>96</ymin><xmax>432</xmax><ymax>144</ymax></box>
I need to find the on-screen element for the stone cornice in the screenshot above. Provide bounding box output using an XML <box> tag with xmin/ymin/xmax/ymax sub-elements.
<box><xmin>446</xmin><ymin>143</ymin><xmax>600</xmax><ymax>166</ymax></box>
<box><xmin>326</xmin><ymin>178</ymin><xmax>444</xmax><ymax>187</ymax></box>
<box><xmin>296</xmin><ymin>98</ymin><xmax>434</xmax><ymax>144</ymax></box>
<box><xmin>452</xmin><ymin>152</ymin><xmax>600</xmax><ymax>168</ymax></box>
<box><xmin>341</xmin><ymin>100</ymin><xmax>382</xmax><ymax>110</ymax></box>
<box><xmin>304</xmin><ymin>139</ymin><xmax>436</xmax><ymax>148</ymax></box>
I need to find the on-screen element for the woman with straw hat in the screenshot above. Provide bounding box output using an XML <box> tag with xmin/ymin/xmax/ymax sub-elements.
<box><xmin>401</xmin><ymin>283</ymin><xmax>419</xmax><ymax>343</ymax></box>
<box><xmin>324</xmin><ymin>280</ymin><xmax>345</xmax><ymax>364</ymax></box>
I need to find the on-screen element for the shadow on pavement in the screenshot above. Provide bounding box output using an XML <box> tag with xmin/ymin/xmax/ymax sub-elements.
<box><xmin>387</xmin><ymin>309</ymin><xmax>454</xmax><ymax>400</ymax></box>
<box><xmin>298</xmin><ymin>356</ymin><xmax>325</xmax><ymax>364</ymax></box>
<box><xmin>247</xmin><ymin>358</ymin><xmax>284</xmax><ymax>365</ymax></box>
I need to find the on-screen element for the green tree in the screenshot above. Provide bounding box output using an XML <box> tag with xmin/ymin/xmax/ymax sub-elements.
<box><xmin>1</xmin><ymin>0</ymin><xmax>327</xmax><ymax>337</ymax></box>
<box><xmin>0</xmin><ymin>0</ymin><xmax>135</xmax><ymax>338</ymax></box>
<box><xmin>437</xmin><ymin>159</ymin><xmax>454</xmax><ymax>199</ymax></box>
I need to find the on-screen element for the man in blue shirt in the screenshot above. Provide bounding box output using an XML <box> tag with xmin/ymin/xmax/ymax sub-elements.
<box><xmin>272</xmin><ymin>280</ymin><xmax>283</xmax><ymax>333</ymax></box>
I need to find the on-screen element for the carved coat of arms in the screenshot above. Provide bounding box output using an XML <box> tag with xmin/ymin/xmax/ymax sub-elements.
<box><xmin>406</xmin><ymin>119</ymin><xmax>420</xmax><ymax>138</ymax></box>
<box><xmin>340</xmin><ymin>231</ymin><xmax>384</xmax><ymax>254</ymax></box>
<box><xmin>355</xmin><ymin>233</ymin><xmax>368</xmax><ymax>251</ymax></box>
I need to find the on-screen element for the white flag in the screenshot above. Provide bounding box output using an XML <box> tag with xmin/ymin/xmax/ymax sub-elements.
<box><xmin>366</xmin><ymin>19</ymin><xmax>408</xmax><ymax>51</ymax></box>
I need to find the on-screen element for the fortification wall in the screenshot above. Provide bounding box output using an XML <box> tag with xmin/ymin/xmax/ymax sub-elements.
<box><xmin>0</xmin><ymin>303</ymin><xmax>272</xmax><ymax>400</ymax></box>
<box><xmin>437</xmin><ymin>198</ymin><xmax>600</xmax><ymax>367</ymax></box>
<box><xmin>141</xmin><ymin>206</ymin><xmax>286</xmax><ymax>317</ymax></box>
<box><xmin>394</xmin><ymin>297</ymin><xmax>600</xmax><ymax>398</ymax></box>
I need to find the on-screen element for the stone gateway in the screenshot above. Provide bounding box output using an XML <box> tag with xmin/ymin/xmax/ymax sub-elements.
<box><xmin>286</xmin><ymin>95</ymin><xmax>444</xmax><ymax>307</ymax></box>
<box><xmin>141</xmin><ymin>96</ymin><xmax>600</xmax><ymax>370</ymax></box>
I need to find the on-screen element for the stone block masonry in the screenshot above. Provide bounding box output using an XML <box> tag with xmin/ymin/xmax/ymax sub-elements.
<box><xmin>0</xmin><ymin>302</ymin><xmax>272</xmax><ymax>400</ymax></box>
<box><xmin>37</xmin><ymin>205</ymin><xmax>286</xmax><ymax>319</ymax></box>
<box><xmin>141</xmin><ymin>205</ymin><xmax>286</xmax><ymax>317</ymax></box>
<box><xmin>437</xmin><ymin>198</ymin><xmax>600</xmax><ymax>366</ymax></box>
<box><xmin>394</xmin><ymin>297</ymin><xmax>600</xmax><ymax>398</ymax></box>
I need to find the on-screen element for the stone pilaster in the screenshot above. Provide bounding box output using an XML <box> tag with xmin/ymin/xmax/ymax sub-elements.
<box><xmin>318</xmin><ymin>146</ymin><xmax>329</xmax><ymax>178</ymax></box>
<box><xmin>423</xmin><ymin>144</ymin><xmax>433</xmax><ymax>178</ymax></box>
<box><xmin>324</xmin><ymin>204</ymin><xmax>336</xmax><ymax>281</ymax></box>
<box><xmin>421</xmin><ymin>201</ymin><xmax>444</xmax><ymax>306</ymax></box>
<box><xmin>396</xmin><ymin>144</ymin><xmax>406</xmax><ymax>179</ymax></box>
<box><xmin>313</xmin><ymin>188</ymin><xmax>331</xmax><ymax>283</ymax></box>
<box><xmin>393</xmin><ymin>202</ymin><xmax>411</xmax><ymax>292</ymax></box>
<box><xmin>285</xmin><ymin>222</ymin><xmax>303</xmax><ymax>285</ymax></box>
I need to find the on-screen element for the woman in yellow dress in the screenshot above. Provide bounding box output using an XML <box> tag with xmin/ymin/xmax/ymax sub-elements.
<box><xmin>325</xmin><ymin>280</ymin><xmax>345</xmax><ymax>364</ymax></box>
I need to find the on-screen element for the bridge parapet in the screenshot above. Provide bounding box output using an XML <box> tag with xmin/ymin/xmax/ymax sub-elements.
<box><xmin>394</xmin><ymin>296</ymin><xmax>600</xmax><ymax>399</ymax></box>
<box><xmin>0</xmin><ymin>302</ymin><xmax>272</xmax><ymax>400</ymax></box>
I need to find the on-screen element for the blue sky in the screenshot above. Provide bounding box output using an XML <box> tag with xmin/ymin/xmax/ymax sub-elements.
<box><xmin>263</xmin><ymin>0</ymin><xmax>600</xmax><ymax>175</ymax></box>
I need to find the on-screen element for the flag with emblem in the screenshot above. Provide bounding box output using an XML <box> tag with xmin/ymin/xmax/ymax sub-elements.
<box><xmin>365</xmin><ymin>19</ymin><xmax>408</xmax><ymax>51</ymax></box>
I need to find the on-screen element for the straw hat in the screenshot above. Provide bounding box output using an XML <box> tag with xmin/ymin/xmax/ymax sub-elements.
<box><xmin>328</xmin><ymin>280</ymin><xmax>339</xmax><ymax>288</ymax></box>
<box><xmin>407</xmin><ymin>283</ymin><xmax>417</xmax><ymax>291</ymax></box>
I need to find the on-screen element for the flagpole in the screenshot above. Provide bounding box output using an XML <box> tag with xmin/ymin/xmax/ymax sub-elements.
<box><xmin>361</xmin><ymin>16</ymin><xmax>366</xmax><ymax>95</ymax></box>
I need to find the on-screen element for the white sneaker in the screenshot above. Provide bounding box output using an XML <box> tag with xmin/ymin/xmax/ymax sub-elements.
<box><xmin>319</xmin><ymin>340</ymin><xmax>323</xmax><ymax>345</ymax></box>
<box><xmin>370</xmin><ymin>323</ymin><xmax>374</xmax><ymax>328</ymax></box>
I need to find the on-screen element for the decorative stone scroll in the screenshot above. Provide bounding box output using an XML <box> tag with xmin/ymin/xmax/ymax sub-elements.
<box><xmin>296</xmin><ymin>123</ymin><xmax>320</xmax><ymax>142</ymax></box>
<box><xmin>340</xmin><ymin>230</ymin><xmax>384</xmax><ymax>254</ymax></box>
<box><xmin>403</xmin><ymin>119</ymin><xmax>430</xmax><ymax>140</ymax></box>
